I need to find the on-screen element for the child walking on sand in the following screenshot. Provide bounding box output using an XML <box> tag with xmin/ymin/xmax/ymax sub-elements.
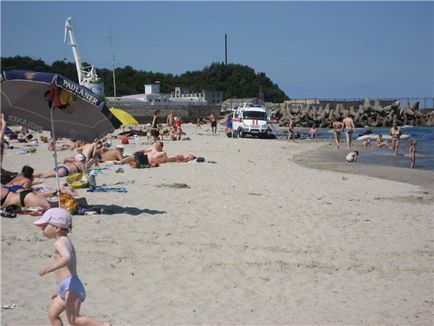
<box><xmin>34</xmin><ymin>208</ymin><xmax>110</xmax><ymax>326</ymax></box>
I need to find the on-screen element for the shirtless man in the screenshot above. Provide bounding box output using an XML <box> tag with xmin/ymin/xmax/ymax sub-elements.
<box><xmin>142</xmin><ymin>141</ymin><xmax>195</xmax><ymax>165</ymax></box>
<box><xmin>209</xmin><ymin>113</ymin><xmax>217</xmax><ymax>134</ymax></box>
<box><xmin>332</xmin><ymin>118</ymin><xmax>344</xmax><ymax>149</ymax></box>
<box><xmin>342</xmin><ymin>114</ymin><xmax>355</xmax><ymax>149</ymax></box>
<box><xmin>166</xmin><ymin>110</ymin><xmax>174</xmax><ymax>127</ymax></box>
<box><xmin>142</xmin><ymin>141</ymin><xmax>173</xmax><ymax>165</ymax></box>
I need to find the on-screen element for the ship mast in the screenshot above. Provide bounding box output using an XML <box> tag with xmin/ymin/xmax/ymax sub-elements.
<box><xmin>64</xmin><ymin>17</ymin><xmax>104</xmax><ymax>98</ymax></box>
<box><xmin>64</xmin><ymin>17</ymin><xmax>83</xmax><ymax>84</ymax></box>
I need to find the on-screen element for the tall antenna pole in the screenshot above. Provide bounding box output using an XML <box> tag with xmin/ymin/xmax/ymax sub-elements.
<box><xmin>109</xmin><ymin>25</ymin><xmax>117</xmax><ymax>98</ymax></box>
<box><xmin>225</xmin><ymin>34</ymin><xmax>227</xmax><ymax>65</ymax></box>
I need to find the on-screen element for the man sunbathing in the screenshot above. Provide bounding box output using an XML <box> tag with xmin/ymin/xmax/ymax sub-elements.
<box><xmin>141</xmin><ymin>141</ymin><xmax>195</xmax><ymax>165</ymax></box>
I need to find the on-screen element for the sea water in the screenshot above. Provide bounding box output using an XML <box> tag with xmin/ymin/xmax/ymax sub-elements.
<box><xmin>359</xmin><ymin>127</ymin><xmax>433</xmax><ymax>172</ymax></box>
<box><xmin>311</xmin><ymin>127</ymin><xmax>434</xmax><ymax>171</ymax></box>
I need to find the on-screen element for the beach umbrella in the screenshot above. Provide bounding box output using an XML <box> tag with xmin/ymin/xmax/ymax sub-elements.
<box><xmin>1</xmin><ymin>70</ymin><xmax>122</xmax><ymax>205</ymax></box>
<box><xmin>1</xmin><ymin>70</ymin><xmax>121</xmax><ymax>141</ymax></box>
<box><xmin>109</xmin><ymin>107</ymin><xmax>139</xmax><ymax>127</ymax></box>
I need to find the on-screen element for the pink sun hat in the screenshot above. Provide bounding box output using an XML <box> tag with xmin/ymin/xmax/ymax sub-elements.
<box><xmin>34</xmin><ymin>208</ymin><xmax>72</xmax><ymax>229</ymax></box>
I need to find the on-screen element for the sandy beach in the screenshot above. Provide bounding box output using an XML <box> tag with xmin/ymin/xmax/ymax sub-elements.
<box><xmin>1</xmin><ymin>123</ymin><xmax>433</xmax><ymax>325</ymax></box>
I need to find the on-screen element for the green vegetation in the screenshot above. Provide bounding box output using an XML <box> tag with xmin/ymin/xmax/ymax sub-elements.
<box><xmin>1</xmin><ymin>56</ymin><xmax>289</xmax><ymax>102</ymax></box>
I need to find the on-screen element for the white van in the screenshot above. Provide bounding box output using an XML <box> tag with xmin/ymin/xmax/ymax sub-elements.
<box><xmin>232</xmin><ymin>103</ymin><xmax>275</xmax><ymax>138</ymax></box>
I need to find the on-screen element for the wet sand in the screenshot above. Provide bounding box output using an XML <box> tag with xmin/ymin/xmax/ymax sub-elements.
<box><xmin>295</xmin><ymin>140</ymin><xmax>434</xmax><ymax>193</ymax></box>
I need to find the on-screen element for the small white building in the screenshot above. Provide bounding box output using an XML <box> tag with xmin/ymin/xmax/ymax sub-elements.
<box><xmin>170</xmin><ymin>86</ymin><xmax>223</xmax><ymax>106</ymax></box>
<box><xmin>116</xmin><ymin>83</ymin><xmax>170</xmax><ymax>105</ymax></box>
<box><xmin>106</xmin><ymin>83</ymin><xmax>223</xmax><ymax>107</ymax></box>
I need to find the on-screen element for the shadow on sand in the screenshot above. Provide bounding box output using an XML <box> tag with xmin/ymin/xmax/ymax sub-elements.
<box><xmin>89</xmin><ymin>204</ymin><xmax>166</xmax><ymax>216</ymax></box>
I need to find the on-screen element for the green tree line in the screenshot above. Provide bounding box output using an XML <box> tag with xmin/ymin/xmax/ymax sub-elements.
<box><xmin>1</xmin><ymin>56</ymin><xmax>289</xmax><ymax>102</ymax></box>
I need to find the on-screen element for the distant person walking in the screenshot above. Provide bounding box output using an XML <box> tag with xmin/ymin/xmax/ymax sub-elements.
<box><xmin>409</xmin><ymin>140</ymin><xmax>417</xmax><ymax>168</ymax></box>
<box><xmin>151</xmin><ymin>110</ymin><xmax>161</xmax><ymax>142</ymax></box>
<box><xmin>209</xmin><ymin>113</ymin><xmax>217</xmax><ymax>134</ymax></box>
<box><xmin>342</xmin><ymin>114</ymin><xmax>355</xmax><ymax>149</ymax></box>
<box><xmin>287</xmin><ymin>118</ymin><xmax>295</xmax><ymax>141</ymax></box>
<box><xmin>332</xmin><ymin>118</ymin><xmax>344</xmax><ymax>149</ymax></box>
<box><xmin>225</xmin><ymin>114</ymin><xmax>233</xmax><ymax>137</ymax></box>
<box><xmin>309</xmin><ymin>125</ymin><xmax>317</xmax><ymax>139</ymax></box>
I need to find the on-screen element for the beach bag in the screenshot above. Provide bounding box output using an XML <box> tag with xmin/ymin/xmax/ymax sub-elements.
<box><xmin>134</xmin><ymin>151</ymin><xmax>149</xmax><ymax>168</ymax></box>
<box><xmin>60</xmin><ymin>194</ymin><xmax>78</xmax><ymax>215</ymax></box>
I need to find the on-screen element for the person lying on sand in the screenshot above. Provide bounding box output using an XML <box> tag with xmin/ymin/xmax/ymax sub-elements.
<box><xmin>1</xmin><ymin>186</ymin><xmax>50</xmax><ymax>209</ymax></box>
<box><xmin>48</xmin><ymin>138</ymin><xmax>86</xmax><ymax>152</ymax></box>
<box><xmin>40</xmin><ymin>154</ymin><xmax>88</xmax><ymax>179</ymax></box>
<box><xmin>141</xmin><ymin>141</ymin><xmax>196</xmax><ymax>165</ymax></box>
<box><xmin>97</xmin><ymin>145</ymin><xmax>134</xmax><ymax>165</ymax></box>
<box><xmin>4</xmin><ymin>165</ymin><xmax>43</xmax><ymax>191</ymax></box>
<box><xmin>63</xmin><ymin>139</ymin><xmax>103</xmax><ymax>166</ymax></box>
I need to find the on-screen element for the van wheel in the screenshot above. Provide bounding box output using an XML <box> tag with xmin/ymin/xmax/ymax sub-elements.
<box><xmin>238</xmin><ymin>129</ymin><xmax>245</xmax><ymax>138</ymax></box>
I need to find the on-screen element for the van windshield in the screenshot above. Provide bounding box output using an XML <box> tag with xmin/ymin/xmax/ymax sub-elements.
<box><xmin>243</xmin><ymin>111</ymin><xmax>267</xmax><ymax>120</ymax></box>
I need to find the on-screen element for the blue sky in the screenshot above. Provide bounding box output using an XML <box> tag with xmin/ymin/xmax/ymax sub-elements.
<box><xmin>1</xmin><ymin>1</ymin><xmax>433</xmax><ymax>99</ymax></box>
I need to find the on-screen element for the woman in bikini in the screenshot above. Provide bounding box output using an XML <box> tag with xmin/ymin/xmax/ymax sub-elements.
<box><xmin>332</xmin><ymin>118</ymin><xmax>344</xmax><ymax>149</ymax></box>
<box><xmin>1</xmin><ymin>186</ymin><xmax>50</xmax><ymax>209</ymax></box>
<box><xmin>390</xmin><ymin>125</ymin><xmax>401</xmax><ymax>156</ymax></box>
<box><xmin>40</xmin><ymin>154</ymin><xmax>87</xmax><ymax>179</ymax></box>
<box><xmin>4</xmin><ymin>165</ymin><xmax>40</xmax><ymax>192</ymax></box>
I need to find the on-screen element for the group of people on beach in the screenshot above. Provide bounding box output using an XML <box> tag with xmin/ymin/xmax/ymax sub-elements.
<box><xmin>1</xmin><ymin>115</ymin><xmax>111</xmax><ymax>324</ymax></box>
<box><xmin>331</xmin><ymin>114</ymin><xmax>355</xmax><ymax>150</ymax></box>
<box><xmin>284</xmin><ymin>112</ymin><xmax>417</xmax><ymax>167</ymax></box>
<box><xmin>150</xmin><ymin>109</ymin><xmax>185</xmax><ymax>142</ymax></box>
<box><xmin>1</xmin><ymin>108</ymin><xmax>211</xmax><ymax>325</ymax></box>
<box><xmin>1</xmin><ymin>113</ymin><xmax>201</xmax><ymax>210</ymax></box>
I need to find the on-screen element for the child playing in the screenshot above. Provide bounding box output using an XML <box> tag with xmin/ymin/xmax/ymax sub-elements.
<box><xmin>34</xmin><ymin>208</ymin><xmax>110</xmax><ymax>326</ymax></box>
<box><xmin>346</xmin><ymin>150</ymin><xmax>359</xmax><ymax>163</ymax></box>
<box><xmin>409</xmin><ymin>140</ymin><xmax>417</xmax><ymax>168</ymax></box>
